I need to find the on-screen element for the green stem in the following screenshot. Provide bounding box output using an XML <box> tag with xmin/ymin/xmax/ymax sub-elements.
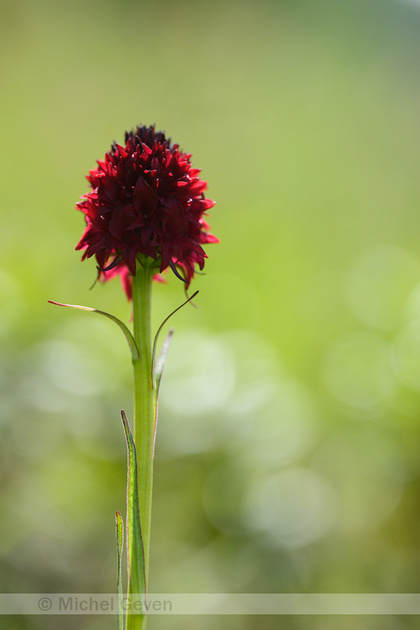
<box><xmin>129</xmin><ymin>260</ymin><xmax>155</xmax><ymax>629</ymax></box>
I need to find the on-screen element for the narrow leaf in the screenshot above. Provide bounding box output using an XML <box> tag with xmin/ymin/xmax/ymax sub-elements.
<box><xmin>121</xmin><ymin>410</ymin><xmax>146</xmax><ymax>605</ymax></box>
<box><xmin>48</xmin><ymin>301</ymin><xmax>139</xmax><ymax>361</ymax></box>
<box><xmin>115</xmin><ymin>511</ymin><xmax>125</xmax><ymax>630</ymax></box>
<box><xmin>151</xmin><ymin>290</ymin><xmax>199</xmax><ymax>387</ymax></box>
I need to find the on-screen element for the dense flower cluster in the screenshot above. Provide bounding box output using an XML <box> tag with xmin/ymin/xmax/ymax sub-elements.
<box><xmin>76</xmin><ymin>125</ymin><xmax>217</xmax><ymax>298</ymax></box>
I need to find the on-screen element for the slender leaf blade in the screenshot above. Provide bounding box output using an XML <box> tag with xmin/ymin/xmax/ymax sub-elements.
<box><xmin>151</xmin><ymin>290</ymin><xmax>199</xmax><ymax>387</ymax></box>
<box><xmin>121</xmin><ymin>410</ymin><xmax>146</xmax><ymax>611</ymax></box>
<box><xmin>48</xmin><ymin>301</ymin><xmax>139</xmax><ymax>361</ymax></box>
<box><xmin>115</xmin><ymin>510</ymin><xmax>125</xmax><ymax>630</ymax></box>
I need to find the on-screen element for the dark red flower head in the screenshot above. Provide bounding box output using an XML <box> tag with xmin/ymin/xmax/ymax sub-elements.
<box><xmin>76</xmin><ymin>125</ymin><xmax>217</xmax><ymax>298</ymax></box>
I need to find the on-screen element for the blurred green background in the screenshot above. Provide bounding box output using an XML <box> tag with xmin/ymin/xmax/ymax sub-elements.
<box><xmin>1</xmin><ymin>0</ymin><xmax>420</xmax><ymax>628</ymax></box>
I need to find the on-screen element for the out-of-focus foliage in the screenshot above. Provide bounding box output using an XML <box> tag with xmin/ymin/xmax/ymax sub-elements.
<box><xmin>1</xmin><ymin>0</ymin><xmax>419</xmax><ymax>628</ymax></box>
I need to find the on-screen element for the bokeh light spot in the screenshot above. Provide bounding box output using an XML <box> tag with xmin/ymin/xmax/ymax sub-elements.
<box><xmin>312</xmin><ymin>428</ymin><xmax>405</xmax><ymax>533</ymax></box>
<box><xmin>346</xmin><ymin>246</ymin><xmax>420</xmax><ymax>331</ymax></box>
<box><xmin>323</xmin><ymin>331</ymin><xmax>396</xmax><ymax>418</ymax></box>
<box><xmin>393</xmin><ymin>317</ymin><xmax>420</xmax><ymax>392</ymax></box>
<box><xmin>243</xmin><ymin>467</ymin><xmax>337</xmax><ymax>548</ymax></box>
